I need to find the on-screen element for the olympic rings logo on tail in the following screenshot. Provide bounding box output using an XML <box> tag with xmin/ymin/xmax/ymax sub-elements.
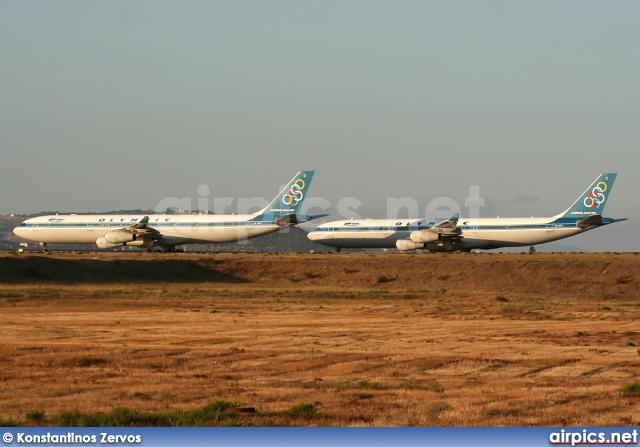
<box><xmin>282</xmin><ymin>179</ymin><xmax>306</xmax><ymax>206</ymax></box>
<box><xmin>583</xmin><ymin>181</ymin><xmax>607</xmax><ymax>209</ymax></box>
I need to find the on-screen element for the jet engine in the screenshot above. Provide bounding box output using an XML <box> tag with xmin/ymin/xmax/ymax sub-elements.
<box><xmin>96</xmin><ymin>234</ymin><xmax>153</xmax><ymax>250</ymax></box>
<box><xmin>396</xmin><ymin>239</ymin><xmax>425</xmax><ymax>251</ymax></box>
<box><xmin>105</xmin><ymin>231</ymin><xmax>136</xmax><ymax>244</ymax></box>
<box><xmin>409</xmin><ymin>230</ymin><xmax>440</xmax><ymax>243</ymax></box>
<box><xmin>125</xmin><ymin>236</ymin><xmax>153</xmax><ymax>249</ymax></box>
<box><xmin>96</xmin><ymin>237</ymin><xmax>123</xmax><ymax>249</ymax></box>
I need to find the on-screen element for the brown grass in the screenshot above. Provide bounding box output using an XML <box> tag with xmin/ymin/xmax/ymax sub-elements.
<box><xmin>0</xmin><ymin>252</ymin><xmax>639</xmax><ymax>426</ymax></box>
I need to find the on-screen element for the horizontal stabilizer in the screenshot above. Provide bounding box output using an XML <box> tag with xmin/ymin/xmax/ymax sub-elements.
<box><xmin>298</xmin><ymin>214</ymin><xmax>329</xmax><ymax>222</ymax></box>
<box><xmin>576</xmin><ymin>214</ymin><xmax>602</xmax><ymax>229</ymax></box>
<box><xmin>275</xmin><ymin>213</ymin><xmax>329</xmax><ymax>226</ymax></box>
<box><xmin>275</xmin><ymin>214</ymin><xmax>299</xmax><ymax>227</ymax></box>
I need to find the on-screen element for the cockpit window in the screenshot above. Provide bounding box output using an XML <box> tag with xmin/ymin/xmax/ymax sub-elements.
<box><xmin>21</xmin><ymin>223</ymin><xmax>26</xmax><ymax>226</ymax></box>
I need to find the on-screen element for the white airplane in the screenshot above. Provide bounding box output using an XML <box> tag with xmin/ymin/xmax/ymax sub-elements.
<box><xmin>14</xmin><ymin>171</ymin><xmax>323</xmax><ymax>252</ymax></box>
<box><xmin>308</xmin><ymin>173</ymin><xmax>626</xmax><ymax>252</ymax></box>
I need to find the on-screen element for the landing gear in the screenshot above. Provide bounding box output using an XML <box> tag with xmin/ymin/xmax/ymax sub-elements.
<box><xmin>39</xmin><ymin>242</ymin><xmax>48</xmax><ymax>253</ymax></box>
<box><xmin>335</xmin><ymin>247</ymin><xmax>341</xmax><ymax>253</ymax></box>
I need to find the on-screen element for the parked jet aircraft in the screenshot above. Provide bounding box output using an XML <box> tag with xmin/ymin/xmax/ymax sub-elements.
<box><xmin>307</xmin><ymin>173</ymin><xmax>625</xmax><ymax>252</ymax></box>
<box><xmin>15</xmin><ymin>171</ymin><xmax>321</xmax><ymax>252</ymax></box>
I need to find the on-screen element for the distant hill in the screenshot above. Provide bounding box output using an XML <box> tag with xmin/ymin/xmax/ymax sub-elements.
<box><xmin>0</xmin><ymin>217</ymin><xmax>24</xmax><ymax>249</ymax></box>
<box><xmin>195</xmin><ymin>226</ymin><xmax>332</xmax><ymax>253</ymax></box>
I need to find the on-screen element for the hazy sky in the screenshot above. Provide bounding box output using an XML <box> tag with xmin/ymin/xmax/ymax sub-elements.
<box><xmin>1</xmin><ymin>2</ymin><xmax>638</xmax><ymax>251</ymax></box>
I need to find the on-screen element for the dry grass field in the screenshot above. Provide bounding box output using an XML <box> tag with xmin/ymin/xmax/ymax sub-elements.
<box><xmin>1</xmin><ymin>252</ymin><xmax>639</xmax><ymax>426</ymax></box>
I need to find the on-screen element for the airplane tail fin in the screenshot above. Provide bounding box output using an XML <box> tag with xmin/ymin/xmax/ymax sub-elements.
<box><xmin>557</xmin><ymin>173</ymin><xmax>617</xmax><ymax>218</ymax></box>
<box><xmin>253</xmin><ymin>171</ymin><xmax>315</xmax><ymax>223</ymax></box>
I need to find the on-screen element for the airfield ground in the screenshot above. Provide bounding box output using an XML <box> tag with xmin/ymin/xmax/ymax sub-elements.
<box><xmin>0</xmin><ymin>252</ymin><xmax>639</xmax><ymax>426</ymax></box>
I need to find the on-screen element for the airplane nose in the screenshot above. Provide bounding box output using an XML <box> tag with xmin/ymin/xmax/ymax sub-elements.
<box><xmin>13</xmin><ymin>224</ymin><xmax>25</xmax><ymax>235</ymax></box>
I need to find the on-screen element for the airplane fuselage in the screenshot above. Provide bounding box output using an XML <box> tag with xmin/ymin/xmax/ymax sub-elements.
<box><xmin>308</xmin><ymin>216</ymin><xmax>615</xmax><ymax>251</ymax></box>
<box><xmin>14</xmin><ymin>214</ymin><xmax>281</xmax><ymax>246</ymax></box>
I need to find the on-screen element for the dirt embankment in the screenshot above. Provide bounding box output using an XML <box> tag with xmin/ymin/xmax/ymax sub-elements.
<box><xmin>1</xmin><ymin>252</ymin><xmax>638</xmax><ymax>301</ymax></box>
<box><xmin>211</xmin><ymin>253</ymin><xmax>640</xmax><ymax>301</ymax></box>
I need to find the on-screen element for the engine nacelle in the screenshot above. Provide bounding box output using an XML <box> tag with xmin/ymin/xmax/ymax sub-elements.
<box><xmin>105</xmin><ymin>231</ymin><xmax>136</xmax><ymax>244</ymax></box>
<box><xmin>409</xmin><ymin>230</ymin><xmax>440</xmax><ymax>243</ymax></box>
<box><xmin>396</xmin><ymin>239</ymin><xmax>425</xmax><ymax>251</ymax></box>
<box><xmin>96</xmin><ymin>237</ymin><xmax>123</xmax><ymax>249</ymax></box>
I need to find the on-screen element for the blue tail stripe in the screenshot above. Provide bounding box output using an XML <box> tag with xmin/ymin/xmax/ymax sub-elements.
<box><xmin>252</xmin><ymin>171</ymin><xmax>314</xmax><ymax>222</ymax></box>
<box><xmin>560</xmin><ymin>173</ymin><xmax>617</xmax><ymax>218</ymax></box>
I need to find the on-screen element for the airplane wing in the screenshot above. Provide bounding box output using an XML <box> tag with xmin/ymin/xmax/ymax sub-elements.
<box><xmin>119</xmin><ymin>216</ymin><xmax>162</xmax><ymax>237</ymax></box>
<box><xmin>400</xmin><ymin>213</ymin><xmax>462</xmax><ymax>250</ymax></box>
<box><xmin>576</xmin><ymin>214</ymin><xmax>629</xmax><ymax>229</ymax></box>
<box><xmin>429</xmin><ymin>213</ymin><xmax>460</xmax><ymax>236</ymax></box>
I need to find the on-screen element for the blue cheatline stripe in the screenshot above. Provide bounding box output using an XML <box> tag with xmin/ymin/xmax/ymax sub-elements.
<box><xmin>25</xmin><ymin>220</ymin><xmax>589</xmax><ymax>231</ymax></box>
<box><xmin>22</xmin><ymin>222</ymin><xmax>274</xmax><ymax>229</ymax></box>
<box><xmin>313</xmin><ymin>223</ymin><xmax>580</xmax><ymax>233</ymax></box>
